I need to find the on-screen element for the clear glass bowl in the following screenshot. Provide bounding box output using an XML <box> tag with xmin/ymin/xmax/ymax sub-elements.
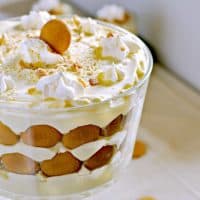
<box><xmin>0</xmin><ymin>18</ymin><xmax>153</xmax><ymax>200</ymax></box>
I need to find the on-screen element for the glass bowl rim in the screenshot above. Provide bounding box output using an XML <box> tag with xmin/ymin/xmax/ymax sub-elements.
<box><xmin>0</xmin><ymin>16</ymin><xmax>153</xmax><ymax>112</ymax></box>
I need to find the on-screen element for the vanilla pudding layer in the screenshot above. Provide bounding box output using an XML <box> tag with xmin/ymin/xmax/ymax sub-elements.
<box><xmin>0</xmin><ymin>95</ymin><xmax>133</xmax><ymax>134</ymax></box>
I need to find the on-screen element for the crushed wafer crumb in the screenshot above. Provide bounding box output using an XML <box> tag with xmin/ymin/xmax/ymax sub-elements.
<box><xmin>107</xmin><ymin>32</ymin><xmax>114</xmax><ymax>38</ymax></box>
<box><xmin>36</xmin><ymin>68</ymin><xmax>47</xmax><ymax>78</ymax></box>
<box><xmin>78</xmin><ymin>78</ymin><xmax>87</xmax><ymax>88</ymax></box>
<box><xmin>89</xmin><ymin>78</ymin><xmax>98</xmax><ymax>86</ymax></box>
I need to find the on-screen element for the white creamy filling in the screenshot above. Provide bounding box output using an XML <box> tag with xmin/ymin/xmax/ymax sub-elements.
<box><xmin>0</xmin><ymin>130</ymin><xmax>126</xmax><ymax>162</ymax></box>
<box><xmin>97</xmin><ymin>4</ymin><xmax>126</xmax><ymax>22</ymax></box>
<box><xmin>70</xmin><ymin>130</ymin><xmax>126</xmax><ymax>161</ymax></box>
<box><xmin>0</xmin><ymin>143</ymin><xmax>55</xmax><ymax>162</ymax></box>
<box><xmin>21</xmin><ymin>11</ymin><xmax>53</xmax><ymax>30</ymax></box>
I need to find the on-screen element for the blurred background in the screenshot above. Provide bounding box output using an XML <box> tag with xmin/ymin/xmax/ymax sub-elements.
<box><xmin>0</xmin><ymin>1</ymin><xmax>199</xmax><ymax>199</ymax></box>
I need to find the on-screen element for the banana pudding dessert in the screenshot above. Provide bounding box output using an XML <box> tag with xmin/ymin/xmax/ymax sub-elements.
<box><xmin>0</xmin><ymin>12</ymin><xmax>152</xmax><ymax>198</ymax></box>
<box><xmin>96</xmin><ymin>4</ymin><xmax>137</xmax><ymax>34</ymax></box>
<box><xmin>32</xmin><ymin>0</ymin><xmax>74</xmax><ymax>16</ymax></box>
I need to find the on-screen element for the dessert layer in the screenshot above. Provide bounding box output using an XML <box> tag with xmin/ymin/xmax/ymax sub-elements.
<box><xmin>0</xmin><ymin>111</ymin><xmax>124</xmax><ymax>140</ymax></box>
<box><xmin>0</xmin><ymin>130</ymin><xmax>126</xmax><ymax>162</ymax></box>
<box><xmin>0</xmin><ymin>113</ymin><xmax>126</xmax><ymax>176</ymax></box>
<box><xmin>0</xmin><ymin>151</ymin><xmax>122</xmax><ymax>196</ymax></box>
<box><xmin>0</xmin><ymin>145</ymin><xmax>115</xmax><ymax>176</ymax></box>
<box><xmin>0</xmin><ymin>93</ymin><xmax>134</xmax><ymax>133</ymax></box>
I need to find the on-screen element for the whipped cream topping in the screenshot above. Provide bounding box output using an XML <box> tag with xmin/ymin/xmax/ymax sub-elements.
<box><xmin>99</xmin><ymin>35</ymin><xmax>129</xmax><ymax>61</ymax></box>
<box><xmin>36</xmin><ymin>72</ymin><xmax>84</xmax><ymax>100</ymax></box>
<box><xmin>0</xmin><ymin>16</ymin><xmax>148</xmax><ymax>107</ymax></box>
<box><xmin>97</xmin><ymin>4</ymin><xmax>126</xmax><ymax>22</ymax></box>
<box><xmin>19</xmin><ymin>38</ymin><xmax>64</xmax><ymax>65</ymax></box>
<box><xmin>21</xmin><ymin>11</ymin><xmax>53</xmax><ymax>30</ymax></box>
<box><xmin>0</xmin><ymin>73</ymin><xmax>14</xmax><ymax>93</ymax></box>
<box><xmin>32</xmin><ymin>0</ymin><xmax>60</xmax><ymax>12</ymax></box>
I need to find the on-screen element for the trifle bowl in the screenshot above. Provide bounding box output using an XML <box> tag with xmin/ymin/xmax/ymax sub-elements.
<box><xmin>0</xmin><ymin>12</ymin><xmax>153</xmax><ymax>199</ymax></box>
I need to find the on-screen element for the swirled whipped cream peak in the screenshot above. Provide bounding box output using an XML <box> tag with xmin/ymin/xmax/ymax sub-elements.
<box><xmin>99</xmin><ymin>34</ymin><xmax>129</xmax><ymax>61</ymax></box>
<box><xmin>36</xmin><ymin>71</ymin><xmax>84</xmax><ymax>100</ymax></box>
<box><xmin>0</xmin><ymin>13</ymin><xmax>147</xmax><ymax>108</ymax></box>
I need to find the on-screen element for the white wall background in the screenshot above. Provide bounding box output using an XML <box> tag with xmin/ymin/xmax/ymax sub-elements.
<box><xmin>71</xmin><ymin>0</ymin><xmax>200</xmax><ymax>90</ymax></box>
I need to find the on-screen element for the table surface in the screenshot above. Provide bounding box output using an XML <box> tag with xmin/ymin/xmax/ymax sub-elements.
<box><xmin>0</xmin><ymin>2</ymin><xmax>200</xmax><ymax>199</ymax></box>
